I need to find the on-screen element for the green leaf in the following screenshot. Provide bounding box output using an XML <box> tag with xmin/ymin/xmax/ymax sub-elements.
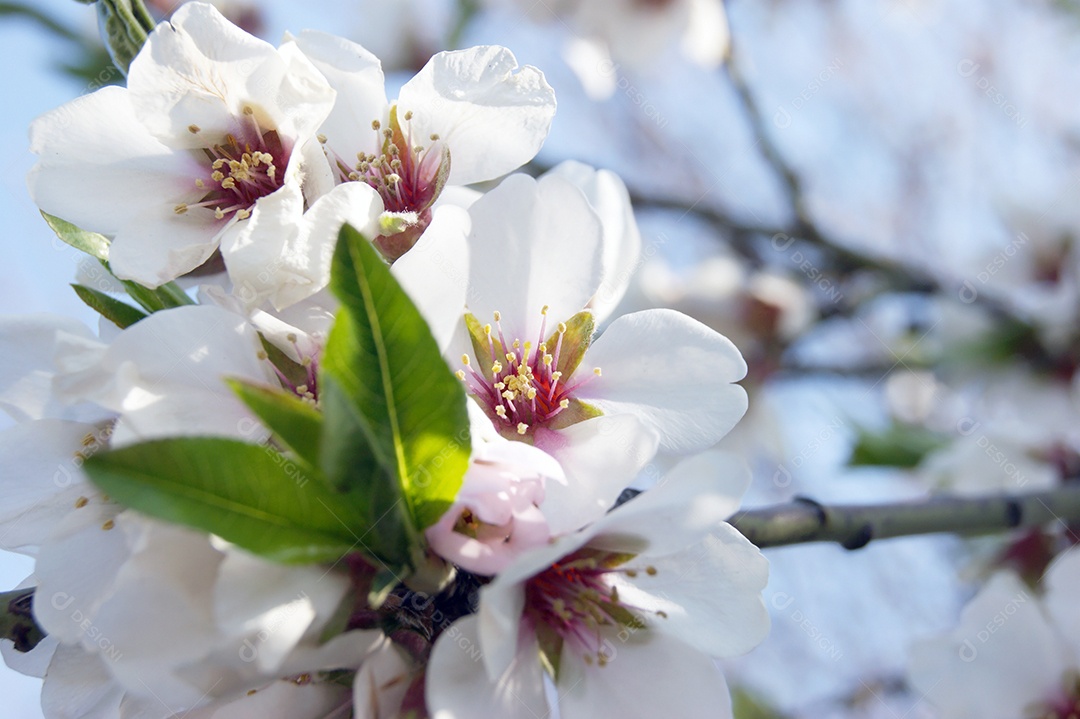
<box><xmin>117</xmin><ymin>273</ymin><xmax>195</xmax><ymax>313</ymax></box>
<box><xmin>72</xmin><ymin>284</ymin><xmax>147</xmax><ymax>329</ymax></box>
<box><xmin>848</xmin><ymin>423</ymin><xmax>947</xmax><ymax>469</ymax></box>
<box><xmin>84</xmin><ymin>437</ymin><xmax>369</xmax><ymax>564</ymax></box>
<box><xmin>322</xmin><ymin>224</ymin><xmax>471</xmax><ymax>533</ymax></box>
<box><xmin>41</xmin><ymin>211</ymin><xmax>109</xmax><ymax>260</ymax></box>
<box><xmin>227</xmin><ymin>378</ymin><xmax>322</xmax><ymax>469</ymax></box>
<box><xmin>0</xmin><ymin>588</ymin><xmax>45</xmax><ymax>654</ymax></box>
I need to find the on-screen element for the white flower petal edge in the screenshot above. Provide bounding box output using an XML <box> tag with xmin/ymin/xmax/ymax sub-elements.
<box><xmin>0</xmin><ymin>419</ymin><xmax>107</xmax><ymax>553</ymax></box>
<box><xmin>557</xmin><ymin>629</ymin><xmax>735</xmax><ymax>719</ymax></box>
<box><xmin>543</xmin><ymin>161</ymin><xmax>642</xmax><ymax>322</ymax></box>
<box><xmin>52</xmin><ymin>305</ymin><xmax>275</xmax><ymax>446</ymax></box>
<box><xmin>464</xmin><ymin>172</ymin><xmax>604</xmax><ymax>342</ymax></box>
<box><xmin>576</xmin><ymin>308</ymin><xmax>749</xmax><ymax>454</ymax></box>
<box><xmin>223</xmin><ymin>180</ymin><xmax>384</xmax><ymax>311</ymax></box>
<box><xmin>398</xmin><ymin>46</ymin><xmax>556</xmax><ymax>187</ymax></box>
<box><xmin>535</xmin><ymin>414</ymin><xmax>659</xmax><ymax>536</ymax></box>
<box><xmin>907</xmin><ymin>571</ymin><xmax>1069</xmax><ymax>719</ymax></box>
<box><xmin>391</xmin><ymin>204</ymin><xmax>473</xmax><ymax>353</ymax></box>
<box><xmin>351</xmin><ymin>638</ymin><xmax>413</xmax><ymax>719</ymax></box>
<box><xmin>427</xmin><ymin>615</ymin><xmax>547</xmax><ymax>719</ymax></box>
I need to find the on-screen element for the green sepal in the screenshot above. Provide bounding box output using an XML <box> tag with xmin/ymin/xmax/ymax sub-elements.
<box><xmin>535</xmin><ymin>621</ymin><xmax>564</xmax><ymax>681</ymax></box>
<box><xmin>226</xmin><ymin>378</ymin><xmax>323</xmax><ymax>469</ymax></box>
<box><xmin>71</xmin><ymin>284</ymin><xmax>147</xmax><ymax>329</ymax></box>
<box><xmin>41</xmin><ymin>211</ymin><xmax>109</xmax><ymax>260</ymax></box>
<box><xmin>547</xmin><ymin>310</ymin><xmax>595</xmax><ymax>379</ymax></box>
<box><xmin>546</xmin><ymin>398</ymin><xmax>603</xmax><ymax>431</ymax></box>
<box><xmin>84</xmin><ymin>437</ymin><xmax>370</xmax><ymax>565</ymax></box>
<box><xmin>464</xmin><ymin>312</ymin><xmax>499</xmax><ymax>382</ymax></box>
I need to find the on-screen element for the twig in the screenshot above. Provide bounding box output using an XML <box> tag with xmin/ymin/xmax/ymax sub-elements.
<box><xmin>729</xmin><ymin>487</ymin><xmax>1080</xmax><ymax>549</ymax></box>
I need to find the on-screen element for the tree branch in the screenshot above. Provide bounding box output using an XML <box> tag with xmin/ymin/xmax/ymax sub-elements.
<box><xmin>729</xmin><ymin>487</ymin><xmax>1080</xmax><ymax>550</ymax></box>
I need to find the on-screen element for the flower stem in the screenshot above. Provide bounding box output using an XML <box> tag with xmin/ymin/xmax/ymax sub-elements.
<box><xmin>729</xmin><ymin>487</ymin><xmax>1080</xmax><ymax>549</ymax></box>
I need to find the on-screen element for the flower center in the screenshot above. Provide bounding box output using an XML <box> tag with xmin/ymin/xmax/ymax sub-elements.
<box><xmin>457</xmin><ymin>307</ymin><xmax>601</xmax><ymax>439</ymax></box>
<box><xmin>1035</xmin><ymin>677</ymin><xmax>1080</xmax><ymax>719</ymax></box>
<box><xmin>324</xmin><ymin>106</ymin><xmax>450</xmax><ymax>262</ymax></box>
<box><xmin>524</xmin><ymin>549</ymin><xmax>661</xmax><ymax>671</ymax></box>
<box><xmin>175</xmin><ymin>106</ymin><xmax>288</xmax><ymax>222</ymax></box>
<box><xmin>331</xmin><ymin>106</ymin><xmax>449</xmax><ymax>216</ymax></box>
<box><xmin>258</xmin><ymin>333</ymin><xmax>319</xmax><ymax>405</ymax></box>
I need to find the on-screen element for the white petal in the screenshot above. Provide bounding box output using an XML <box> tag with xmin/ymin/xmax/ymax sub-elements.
<box><xmin>89</xmin><ymin>518</ymin><xmax>225</xmax><ymax>707</ymax></box>
<box><xmin>558</xmin><ymin>631</ymin><xmax>733</xmax><ymax>719</ymax></box>
<box><xmin>908</xmin><ymin>571</ymin><xmax>1066</xmax><ymax>719</ymax></box>
<box><xmin>427</xmin><ymin>616</ymin><xmax>547</xmax><ymax>719</ymax></box>
<box><xmin>129</xmin><ymin>3</ymin><xmax>333</xmax><ymax>144</ymax></box>
<box><xmin>392</xmin><ymin>204</ymin><xmax>472</xmax><ymax>352</ymax></box>
<box><xmin>577</xmin><ymin>309</ymin><xmax>748</xmax><ymax>453</ymax></box>
<box><xmin>42</xmin><ymin>645</ymin><xmax>125</xmax><ymax>719</ymax></box>
<box><xmin>108</xmin><ymin>201</ymin><xmax>225</xmax><ymax>286</ymax></box>
<box><xmin>0</xmin><ymin>315</ymin><xmax>96</xmax><ymax>422</ymax></box>
<box><xmin>0</xmin><ymin>419</ymin><xmax>104</xmax><ymax>552</ymax></box>
<box><xmin>223</xmin><ymin>181</ymin><xmax>383</xmax><ymax>310</ymax></box>
<box><xmin>398</xmin><ymin>46</ymin><xmax>556</xmax><ymax>186</ymax></box>
<box><xmin>34</xmin><ymin>504</ymin><xmax>129</xmax><ymax>644</ymax></box>
<box><xmin>465</xmin><ymin>173</ymin><xmax>603</xmax><ymax>341</ymax></box>
<box><xmin>171</xmin><ymin>679</ymin><xmax>346</xmax><ymax>719</ymax></box>
<box><xmin>352</xmin><ymin>639</ymin><xmax>412</xmax><ymax>719</ymax></box>
<box><xmin>537</xmin><ymin>414</ymin><xmax>659</xmax><ymax>535</ymax></box>
<box><xmin>585</xmin><ymin>451</ymin><xmax>752</xmax><ymax>557</ymax></box>
<box><xmin>544</xmin><ymin>161</ymin><xmax>641</xmax><ymax>322</ymax></box>
<box><xmin>28</xmin><ymin>87</ymin><xmax>199</xmax><ymax>235</ymax></box>
<box><xmin>288</xmin><ymin>30</ymin><xmax>388</xmax><ymax>157</ymax></box>
<box><xmin>55</xmin><ymin>305</ymin><xmax>275</xmax><ymax>444</ymax></box>
<box><xmin>213</xmin><ymin>549</ymin><xmax>350</xmax><ymax>673</ymax></box>
<box><xmin>2</xmin><ymin>633</ymin><xmax>58</xmax><ymax>679</ymax></box>
<box><xmin>614</xmin><ymin>522</ymin><xmax>770</xmax><ymax>658</ymax></box>
<box><xmin>1043</xmin><ymin>546</ymin><xmax>1080</xmax><ymax>657</ymax></box>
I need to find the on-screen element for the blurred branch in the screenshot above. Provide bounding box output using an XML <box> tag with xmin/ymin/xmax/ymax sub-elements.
<box><xmin>729</xmin><ymin>487</ymin><xmax>1080</xmax><ymax>549</ymax></box>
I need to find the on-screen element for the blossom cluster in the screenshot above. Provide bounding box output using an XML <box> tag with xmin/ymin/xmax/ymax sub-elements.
<box><xmin>2</xmin><ymin>4</ymin><xmax>768</xmax><ymax>718</ymax></box>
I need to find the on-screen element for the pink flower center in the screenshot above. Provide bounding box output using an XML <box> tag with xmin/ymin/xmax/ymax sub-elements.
<box><xmin>457</xmin><ymin>308</ymin><xmax>600</xmax><ymax>439</ymax></box>
<box><xmin>1039</xmin><ymin>682</ymin><xmax>1080</xmax><ymax>719</ymax></box>
<box><xmin>524</xmin><ymin>549</ymin><xmax>659</xmax><ymax>668</ymax></box>
<box><xmin>335</xmin><ymin>109</ymin><xmax>446</xmax><ymax>214</ymax></box>
<box><xmin>175</xmin><ymin>107</ymin><xmax>289</xmax><ymax>222</ymax></box>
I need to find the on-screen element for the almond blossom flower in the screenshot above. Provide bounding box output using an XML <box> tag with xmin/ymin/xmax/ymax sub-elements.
<box><xmin>28</xmin><ymin>2</ymin><xmax>337</xmax><ymax>288</ymax></box>
<box><xmin>908</xmin><ymin>547</ymin><xmax>1080</xmax><ymax>719</ymax></box>
<box><xmin>426</xmin><ymin>453</ymin><xmax>769</xmax><ymax>718</ymax></box>
<box><xmin>451</xmin><ymin>172</ymin><xmax>747</xmax><ymax>516</ymax></box>
<box><xmin>288</xmin><ymin>33</ymin><xmax>556</xmax><ymax>260</ymax></box>
<box><xmin>424</xmin><ymin>406</ymin><xmax>563</xmax><ymax>575</ymax></box>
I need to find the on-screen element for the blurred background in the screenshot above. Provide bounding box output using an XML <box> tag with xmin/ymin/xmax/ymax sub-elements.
<box><xmin>4</xmin><ymin>0</ymin><xmax>1079</xmax><ymax>716</ymax></box>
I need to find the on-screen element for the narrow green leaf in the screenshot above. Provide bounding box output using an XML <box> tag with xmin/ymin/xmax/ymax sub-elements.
<box><xmin>0</xmin><ymin>588</ymin><xmax>45</xmax><ymax>654</ymax></box>
<box><xmin>227</xmin><ymin>378</ymin><xmax>322</xmax><ymax>469</ymax></box>
<box><xmin>41</xmin><ymin>211</ymin><xmax>109</xmax><ymax>260</ymax></box>
<box><xmin>117</xmin><ymin>274</ymin><xmax>195</xmax><ymax>313</ymax></box>
<box><xmin>72</xmin><ymin>283</ymin><xmax>147</xmax><ymax>329</ymax></box>
<box><xmin>322</xmin><ymin>224</ymin><xmax>471</xmax><ymax>531</ymax></box>
<box><xmin>84</xmin><ymin>437</ymin><xmax>369</xmax><ymax>564</ymax></box>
